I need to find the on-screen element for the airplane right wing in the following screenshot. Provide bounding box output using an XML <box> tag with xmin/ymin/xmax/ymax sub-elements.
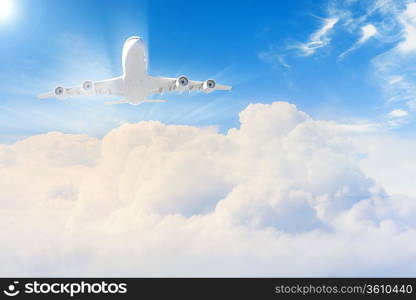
<box><xmin>38</xmin><ymin>77</ymin><xmax>125</xmax><ymax>100</ymax></box>
<box><xmin>148</xmin><ymin>76</ymin><xmax>232</xmax><ymax>95</ymax></box>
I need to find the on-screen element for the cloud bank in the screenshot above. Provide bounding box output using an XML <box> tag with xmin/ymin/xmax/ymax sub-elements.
<box><xmin>1</xmin><ymin>101</ymin><xmax>416</xmax><ymax>276</ymax></box>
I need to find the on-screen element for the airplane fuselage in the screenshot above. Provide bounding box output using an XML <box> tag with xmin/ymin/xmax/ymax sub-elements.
<box><xmin>122</xmin><ymin>36</ymin><xmax>149</xmax><ymax>103</ymax></box>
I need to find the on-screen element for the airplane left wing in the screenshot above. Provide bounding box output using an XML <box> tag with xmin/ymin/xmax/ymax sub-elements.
<box><xmin>38</xmin><ymin>77</ymin><xmax>124</xmax><ymax>100</ymax></box>
<box><xmin>148</xmin><ymin>76</ymin><xmax>232</xmax><ymax>95</ymax></box>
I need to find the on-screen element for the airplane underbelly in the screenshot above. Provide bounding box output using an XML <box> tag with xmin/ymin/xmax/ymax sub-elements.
<box><xmin>124</xmin><ymin>77</ymin><xmax>146</xmax><ymax>101</ymax></box>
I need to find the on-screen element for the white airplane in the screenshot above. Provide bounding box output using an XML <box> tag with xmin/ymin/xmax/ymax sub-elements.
<box><xmin>38</xmin><ymin>36</ymin><xmax>232</xmax><ymax>105</ymax></box>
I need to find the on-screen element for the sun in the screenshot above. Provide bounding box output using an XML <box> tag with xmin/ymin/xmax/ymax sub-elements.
<box><xmin>0</xmin><ymin>0</ymin><xmax>14</xmax><ymax>20</ymax></box>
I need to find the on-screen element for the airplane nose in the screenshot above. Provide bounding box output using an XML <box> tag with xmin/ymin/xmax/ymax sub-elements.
<box><xmin>126</xmin><ymin>36</ymin><xmax>144</xmax><ymax>49</ymax></box>
<box><xmin>127</xmin><ymin>36</ymin><xmax>143</xmax><ymax>43</ymax></box>
<box><xmin>135</xmin><ymin>37</ymin><xmax>144</xmax><ymax>45</ymax></box>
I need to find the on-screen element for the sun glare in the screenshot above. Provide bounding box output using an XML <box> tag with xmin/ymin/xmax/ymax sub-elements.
<box><xmin>0</xmin><ymin>0</ymin><xmax>14</xmax><ymax>20</ymax></box>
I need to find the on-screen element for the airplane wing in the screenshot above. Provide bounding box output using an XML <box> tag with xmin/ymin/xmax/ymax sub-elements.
<box><xmin>148</xmin><ymin>76</ymin><xmax>232</xmax><ymax>95</ymax></box>
<box><xmin>38</xmin><ymin>77</ymin><xmax>124</xmax><ymax>99</ymax></box>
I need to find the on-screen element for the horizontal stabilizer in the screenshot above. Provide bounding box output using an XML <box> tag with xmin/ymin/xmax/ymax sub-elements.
<box><xmin>143</xmin><ymin>99</ymin><xmax>166</xmax><ymax>103</ymax></box>
<box><xmin>105</xmin><ymin>99</ymin><xmax>130</xmax><ymax>105</ymax></box>
<box><xmin>105</xmin><ymin>99</ymin><xmax>166</xmax><ymax>105</ymax></box>
<box><xmin>37</xmin><ymin>92</ymin><xmax>54</xmax><ymax>99</ymax></box>
<box><xmin>215</xmin><ymin>84</ymin><xmax>232</xmax><ymax>91</ymax></box>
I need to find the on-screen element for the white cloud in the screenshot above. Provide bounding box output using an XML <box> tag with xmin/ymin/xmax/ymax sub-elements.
<box><xmin>387</xmin><ymin>109</ymin><xmax>409</xmax><ymax>118</ymax></box>
<box><xmin>356</xmin><ymin>134</ymin><xmax>416</xmax><ymax>197</ymax></box>
<box><xmin>1</xmin><ymin>102</ymin><xmax>416</xmax><ymax>276</ymax></box>
<box><xmin>373</xmin><ymin>49</ymin><xmax>416</xmax><ymax>108</ymax></box>
<box><xmin>368</xmin><ymin>1</ymin><xmax>416</xmax><ymax>112</ymax></box>
<box><xmin>385</xmin><ymin>109</ymin><xmax>410</xmax><ymax>127</ymax></box>
<box><xmin>297</xmin><ymin>17</ymin><xmax>339</xmax><ymax>56</ymax></box>
<box><xmin>339</xmin><ymin>24</ymin><xmax>377</xmax><ymax>60</ymax></box>
<box><xmin>397</xmin><ymin>2</ymin><xmax>416</xmax><ymax>53</ymax></box>
<box><xmin>359</xmin><ymin>24</ymin><xmax>378</xmax><ymax>43</ymax></box>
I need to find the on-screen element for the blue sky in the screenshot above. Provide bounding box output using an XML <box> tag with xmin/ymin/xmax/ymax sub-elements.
<box><xmin>2</xmin><ymin>0</ymin><xmax>416</xmax><ymax>278</ymax></box>
<box><xmin>0</xmin><ymin>0</ymin><xmax>415</xmax><ymax>143</ymax></box>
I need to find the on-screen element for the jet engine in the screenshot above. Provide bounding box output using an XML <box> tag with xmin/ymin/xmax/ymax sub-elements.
<box><xmin>82</xmin><ymin>80</ymin><xmax>95</xmax><ymax>93</ymax></box>
<box><xmin>54</xmin><ymin>86</ymin><xmax>66</xmax><ymax>98</ymax></box>
<box><xmin>201</xmin><ymin>79</ymin><xmax>216</xmax><ymax>93</ymax></box>
<box><xmin>175</xmin><ymin>76</ymin><xmax>189</xmax><ymax>89</ymax></box>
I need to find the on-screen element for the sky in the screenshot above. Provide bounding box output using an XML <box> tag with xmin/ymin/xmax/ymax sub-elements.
<box><xmin>1</xmin><ymin>0</ymin><xmax>415</xmax><ymax>143</ymax></box>
<box><xmin>1</xmin><ymin>0</ymin><xmax>416</xmax><ymax>277</ymax></box>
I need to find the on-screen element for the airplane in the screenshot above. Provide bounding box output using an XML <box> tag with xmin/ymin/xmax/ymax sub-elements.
<box><xmin>38</xmin><ymin>36</ymin><xmax>232</xmax><ymax>105</ymax></box>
